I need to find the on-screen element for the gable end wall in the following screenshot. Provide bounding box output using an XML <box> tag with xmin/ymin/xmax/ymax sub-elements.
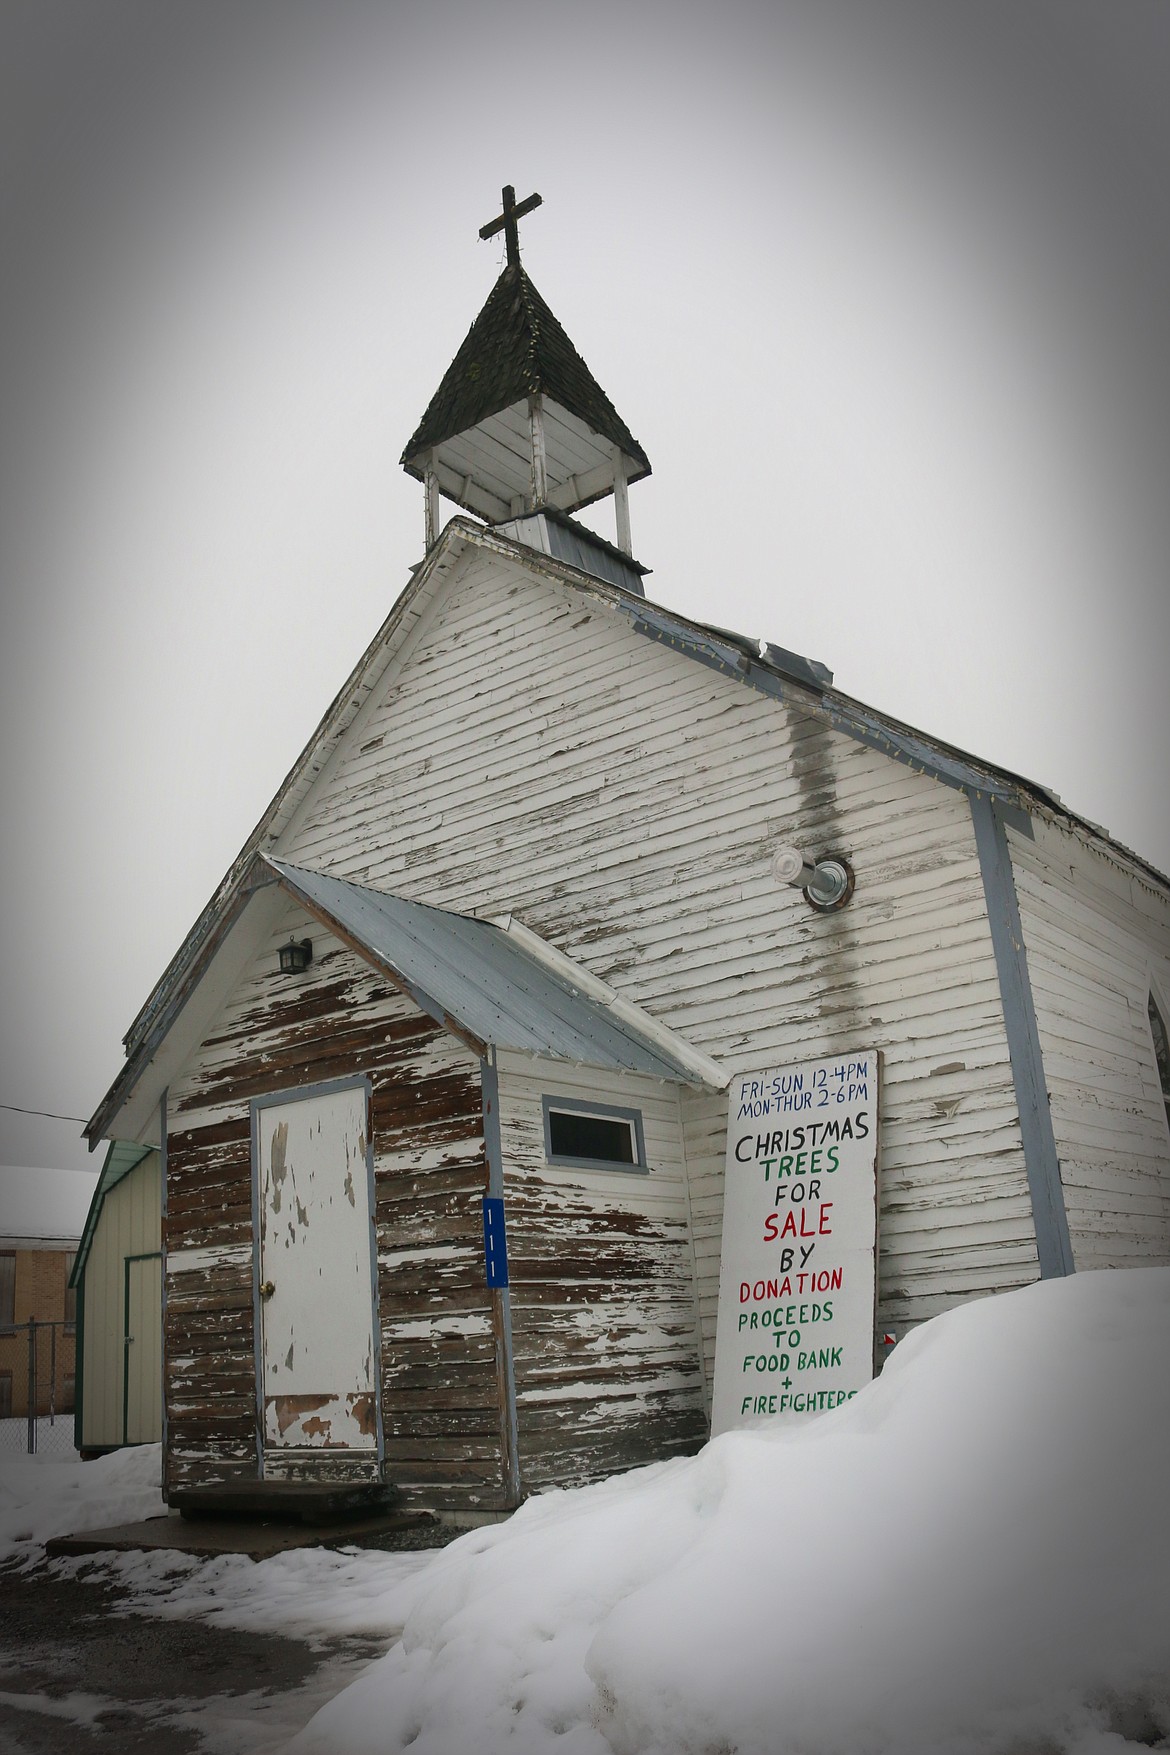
<box><xmin>276</xmin><ymin>553</ymin><xmax>1043</xmax><ymax>1384</ymax></box>
<box><xmin>164</xmin><ymin>902</ymin><xmax>505</xmax><ymax>1510</ymax></box>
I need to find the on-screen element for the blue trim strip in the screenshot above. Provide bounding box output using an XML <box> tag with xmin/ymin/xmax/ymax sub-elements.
<box><xmin>482</xmin><ymin>1198</ymin><xmax>509</xmax><ymax>1288</ymax></box>
<box><xmin>970</xmin><ymin>793</ymin><xmax>1074</xmax><ymax>1277</ymax></box>
<box><xmin>480</xmin><ymin>1056</ymin><xmax>521</xmax><ymax>1505</ymax></box>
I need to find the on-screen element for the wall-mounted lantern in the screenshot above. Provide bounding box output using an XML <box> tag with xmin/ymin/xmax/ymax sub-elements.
<box><xmin>278</xmin><ymin>937</ymin><xmax>313</xmax><ymax>974</ymax></box>
<box><xmin>772</xmin><ymin>846</ymin><xmax>856</xmax><ymax>913</ymax></box>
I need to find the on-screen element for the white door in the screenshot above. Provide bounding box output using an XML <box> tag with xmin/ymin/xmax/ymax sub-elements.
<box><xmin>124</xmin><ymin>1254</ymin><xmax>162</xmax><ymax>1444</ymax></box>
<box><xmin>256</xmin><ymin>1084</ymin><xmax>378</xmax><ymax>1451</ymax></box>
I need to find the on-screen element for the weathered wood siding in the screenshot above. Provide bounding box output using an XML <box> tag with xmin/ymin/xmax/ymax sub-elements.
<box><xmin>79</xmin><ymin>1152</ymin><xmax>161</xmax><ymax>1449</ymax></box>
<box><xmin>165</xmin><ymin>900</ymin><xmax>507</xmax><ymax>1509</ymax></box>
<box><xmin>495</xmin><ymin>1054</ymin><xmax>706</xmax><ymax>1489</ymax></box>
<box><xmin>276</xmin><ymin>551</ymin><xmax>1039</xmax><ymax>1401</ymax></box>
<box><xmin>1007</xmin><ymin>814</ymin><xmax>1170</xmax><ymax>1270</ymax></box>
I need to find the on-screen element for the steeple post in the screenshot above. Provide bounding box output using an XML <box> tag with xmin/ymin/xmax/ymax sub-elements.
<box><xmin>528</xmin><ymin>395</ymin><xmax>548</xmax><ymax>510</ymax></box>
<box><xmin>402</xmin><ymin>186</ymin><xmax>651</xmax><ymax>550</ymax></box>
<box><xmin>424</xmin><ymin>452</ymin><xmax>441</xmax><ymax>550</ymax></box>
<box><xmin>613</xmin><ymin>448</ymin><xmax>632</xmax><ymax>556</ymax></box>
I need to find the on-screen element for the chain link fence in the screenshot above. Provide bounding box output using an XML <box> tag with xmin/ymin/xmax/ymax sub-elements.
<box><xmin>0</xmin><ymin>1320</ymin><xmax>78</xmax><ymax>1455</ymax></box>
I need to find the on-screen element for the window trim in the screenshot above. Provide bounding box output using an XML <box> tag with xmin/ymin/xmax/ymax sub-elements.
<box><xmin>541</xmin><ymin>1095</ymin><xmax>648</xmax><ymax>1174</ymax></box>
<box><xmin>1147</xmin><ymin>983</ymin><xmax>1170</xmax><ymax>1140</ymax></box>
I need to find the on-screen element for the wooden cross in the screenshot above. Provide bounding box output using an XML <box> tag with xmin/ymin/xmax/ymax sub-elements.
<box><xmin>479</xmin><ymin>184</ymin><xmax>542</xmax><ymax>268</ymax></box>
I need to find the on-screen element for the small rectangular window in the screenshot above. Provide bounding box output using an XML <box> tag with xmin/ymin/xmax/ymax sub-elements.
<box><xmin>542</xmin><ymin>1097</ymin><xmax>647</xmax><ymax>1172</ymax></box>
<box><xmin>0</xmin><ymin>1254</ymin><xmax>14</xmax><ymax>1329</ymax></box>
<box><xmin>0</xmin><ymin>1372</ymin><xmax>11</xmax><ymax>1419</ymax></box>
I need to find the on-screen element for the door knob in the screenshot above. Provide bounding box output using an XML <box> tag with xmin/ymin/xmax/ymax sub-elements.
<box><xmin>259</xmin><ymin>1280</ymin><xmax>275</xmax><ymax>1299</ymax></box>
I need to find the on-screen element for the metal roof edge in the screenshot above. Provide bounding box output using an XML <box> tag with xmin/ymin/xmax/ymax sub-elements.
<box><xmin>264</xmin><ymin>856</ymin><xmax>490</xmax><ymax>1060</ymax></box>
<box><xmin>70</xmin><ymin>1141</ymin><xmax>155</xmax><ymax>1285</ymax></box>
<box><xmin>119</xmin><ymin>526</ymin><xmax>475</xmax><ymax>1061</ymax></box>
<box><xmin>467</xmin><ymin>531</ymin><xmax>1168</xmax><ymax>881</ymax></box>
<box><xmin>483</xmin><ymin>913</ymin><xmax>728</xmax><ymax>1089</ymax></box>
<box><xmin>88</xmin><ymin>859</ymin><xmax>280</xmax><ymax>1145</ymax></box>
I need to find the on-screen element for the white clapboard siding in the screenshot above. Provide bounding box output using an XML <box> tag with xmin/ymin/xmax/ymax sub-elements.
<box><xmin>273</xmin><ymin>553</ymin><xmax>1039</xmax><ymax>1398</ymax></box>
<box><xmin>1007</xmin><ymin>815</ymin><xmax>1170</xmax><ymax>1272</ymax></box>
<box><xmin>494</xmin><ymin>1052</ymin><xmax>707</xmax><ymax>1484</ymax></box>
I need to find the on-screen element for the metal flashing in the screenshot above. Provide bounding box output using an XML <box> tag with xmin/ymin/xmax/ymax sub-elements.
<box><xmin>970</xmin><ymin>793</ymin><xmax>1074</xmax><ymax>1277</ymax></box>
<box><xmin>269</xmin><ymin>858</ymin><xmax>711</xmax><ymax>1083</ymax></box>
<box><xmin>71</xmin><ymin>1140</ymin><xmax>155</xmax><ymax>1287</ymax></box>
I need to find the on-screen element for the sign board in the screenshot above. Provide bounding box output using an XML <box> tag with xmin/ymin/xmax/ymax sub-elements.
<box><xmin>482</xmin><ymin>1196</ymin><xmax>509</xmax><ymax>1288</ymax></box>
<box><xmin>711</xmin><ymin>1051</ymin><xmax>879</xmax><ymax>1436</ymax></box>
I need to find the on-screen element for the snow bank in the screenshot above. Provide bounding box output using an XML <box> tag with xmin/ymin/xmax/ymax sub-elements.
<box><xmin>288</xmin><ymin>1268</ymin><xmax>1170</xmax><ymax>1755</ymax></box>
<box><xmin>0</xmin><ymin>1442</ymin><xmax>165</xmax><ymax>1564</ymax></box>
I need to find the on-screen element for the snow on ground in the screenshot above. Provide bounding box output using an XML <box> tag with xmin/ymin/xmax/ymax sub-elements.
<box><xmin>0</xmin><ymin>1439</ymin><xmax>166</xmax><ymax>1561</ymax></box>
<box><xmin>3</xmin><ymin>1267</ymin><xmax>1167</xmax><ymax>1754</ymax></box>
<box><xmin>285</xmin><ymin>1268</ymin><xmax>1169</xmax><ymax>1755</ymax></box>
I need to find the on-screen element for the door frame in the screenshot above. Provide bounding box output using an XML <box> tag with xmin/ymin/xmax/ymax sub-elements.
<box><xmin>249</xmin><ymin>1075</ymin><xmax>383</xmax><ymax>1474</ymax></box>
<box><xmin>122</xmin><ymin>1251</ymin><xmax>162</xmax><ymax>1446</ymax></box>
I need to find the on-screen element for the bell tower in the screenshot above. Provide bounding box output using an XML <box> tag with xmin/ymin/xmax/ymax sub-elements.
<box><xmin>401</xmin><ymin>186</ymin><xmax>651</xmax><ymax>562</ymax></box>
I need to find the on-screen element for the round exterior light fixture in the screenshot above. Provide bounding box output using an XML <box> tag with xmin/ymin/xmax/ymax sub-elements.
<box><xmin>278</xmin><ymin>937</ymin><xmax>313</xmax><ymax>974</ymax></box>
<box><xmin>771</xmin><ymin>845</ymin><xmax>856</xmax><ymax>913</ymax></box>
<box><xmin>803</xmin><ymin>855</ymin><xmax>854</xmax><ymax>913</ymax></box>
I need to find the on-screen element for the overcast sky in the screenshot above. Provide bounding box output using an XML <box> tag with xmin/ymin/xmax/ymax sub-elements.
<box><xmin>3</xmin><ymin>0</ymin><xmax>1168</xmax><ymax>1175</ymax></box>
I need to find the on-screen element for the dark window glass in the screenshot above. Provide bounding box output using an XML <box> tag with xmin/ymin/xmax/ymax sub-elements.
<box><xmin>0</xmin><ymin>1255</ymin><xmax>14</xmax><ymax>1329</ymax></box>
<box><xmin>1149</xmin><ymin>993</ymin><xmax>1170</xmax><ymax>1131</ymax></box>
<box><xmin>548</xmin><ymin>1110</ymin><xmax>636</xmax><ymax>1165</ymax></box>
<box><xmin>0</xmin><ymin>1372</ymin><xmax>11</xmax><ymax>1418</ymax></box>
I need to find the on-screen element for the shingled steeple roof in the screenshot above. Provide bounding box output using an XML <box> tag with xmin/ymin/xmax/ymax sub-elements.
<box><xmin>402</xmin><ymin>261</ymin><xmax>650</xmax><ymax>481</ymax></box>
<box><xmin>401</xmin><ymin>191</ymin><xmax>651</xmax><ymax>552</ymax></box>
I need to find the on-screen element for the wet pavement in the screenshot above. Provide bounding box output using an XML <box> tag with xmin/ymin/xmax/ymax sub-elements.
<box><xmin>0</xmin><ymin>1560</ymin><xmax>385</xmax><ymax>1753</ymax></box>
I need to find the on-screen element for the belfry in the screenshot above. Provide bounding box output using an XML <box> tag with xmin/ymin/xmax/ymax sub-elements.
<box><xmin>401</xmin><ymin>185</ymin><xmax>651</xmax><ymax>564</ymax></box>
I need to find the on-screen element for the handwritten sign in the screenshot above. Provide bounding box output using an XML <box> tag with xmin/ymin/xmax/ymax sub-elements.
<box><xmin>711</xmin><ymin>1051</ymin><xmax>879</xmax><ymax>1436</ymax></box>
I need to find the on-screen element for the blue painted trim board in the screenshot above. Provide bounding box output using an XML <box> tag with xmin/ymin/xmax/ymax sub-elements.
<box><xmin>480</xmin><ymin>1055</ymin><xmax>521</xmax><ymax>1505</ymax></box>
<box><xmin>970</xmin><ymin>793</ymin><xmax>1074</xmax><ymax>1277</ymax></box>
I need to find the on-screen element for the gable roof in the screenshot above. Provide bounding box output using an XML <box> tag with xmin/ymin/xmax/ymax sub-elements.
<box><xmin>87</xmin><ymin>853</ymin><xmax>724</xmax><ymax>1146</ymax></box>
<box><xmin>271</xmin><ymin>860</ymin><xmax>721</xmax><ymax>1084</ymax></box>
<box><xmin>401</xmin><ymin>262</ymin><xmax>650</xmax><ymax>488</ymax></box>
<box><xmin>70</xmin><ymin>1142</ymin><xmax>155</xmax><ymax>1286</ymax></box>
<box><xmin>92</xmin><ymin>514</ymin><xmax>1169</xmax><ymax>1145</ymax></box>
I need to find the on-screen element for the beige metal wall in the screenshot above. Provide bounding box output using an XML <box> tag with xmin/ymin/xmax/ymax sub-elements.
<box><xmin>80</xmin><ymin>1153</ymin><xmax>162</xmax><ymax>1448</ymax></box>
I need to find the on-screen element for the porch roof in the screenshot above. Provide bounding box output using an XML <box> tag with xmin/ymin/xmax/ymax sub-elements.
<box><xmin>271</xmin><ymin>859</ymin><xmax>721</xmax><ymax>1086</ymax></box>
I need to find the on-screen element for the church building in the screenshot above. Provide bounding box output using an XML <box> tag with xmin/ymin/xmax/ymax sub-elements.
<box><xmin>87</xmin><ymin>188</ymin><xmax>1170</xmax><ymax>1518</ymax></box>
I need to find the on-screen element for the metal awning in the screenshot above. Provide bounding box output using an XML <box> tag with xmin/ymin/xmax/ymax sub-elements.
<box><xmin>271</xmin><ymin>859</ymin><xmax>714</xmax><ymax>1084</ymax></box>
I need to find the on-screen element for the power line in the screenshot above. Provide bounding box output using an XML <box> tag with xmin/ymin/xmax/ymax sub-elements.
<box><xmin>1</xmin><ymin>1102</ymin><xmax>88</xmax><ymax>1124</ymax></box>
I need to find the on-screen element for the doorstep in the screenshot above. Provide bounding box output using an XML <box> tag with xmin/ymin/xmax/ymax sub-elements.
<box><xmin>44</xmin><ymin>1507</ymin><xmax>445</xmax><ymax>1562</ymax></box>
